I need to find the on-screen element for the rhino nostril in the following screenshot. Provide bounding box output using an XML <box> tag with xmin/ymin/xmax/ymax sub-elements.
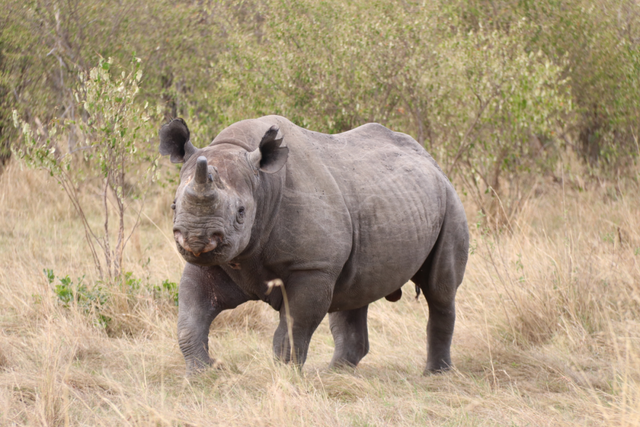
<box><xmin>204</xmin><ymin>238</ymin><xmax>217</xmax><ymax>253</ymax></box>
<box><xmin>212</xmin><ymin>232</ymin><xmax>225</xmax><ymax>244</ymax></box>
<box><xmin>174</xmin><ymin>230</ymin><xmax>186</xmax><ymax>248</ymax></box>
<box><xmin>200</xmin><ymin>232</ymin><xmax>221</xmax><ymax>254</ymax></box>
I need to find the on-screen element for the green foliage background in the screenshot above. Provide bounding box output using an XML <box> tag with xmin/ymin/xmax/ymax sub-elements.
<box><xmin>2</xmin><ymin>0</ymin><xmax>639</xmax><ymax>217</ymax></box>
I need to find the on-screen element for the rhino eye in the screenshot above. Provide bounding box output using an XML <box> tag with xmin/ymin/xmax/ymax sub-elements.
<box><xmin>171</xmin><ymin>201</ymin><xmax>176</xmax><ymax>210</ymax></box>
<box><xmin>236</xmin><ymin>206</ymin><xmax>245</xmax><ymax>224</ymax></box>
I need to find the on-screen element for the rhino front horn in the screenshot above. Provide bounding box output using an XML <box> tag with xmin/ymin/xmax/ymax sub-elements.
<box><xmin>195</xmin><ymin>156</ymin><xmax>209</xmax><ymax>185</ymax></box>
<box><xmin>189</xmin><ymin>156</ymin><xmax>220</xmax><ymax>198</ymax></box>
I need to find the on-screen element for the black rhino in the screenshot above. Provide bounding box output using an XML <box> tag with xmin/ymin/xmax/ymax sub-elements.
<box><xmin>159</xmin><ymin>115</ymin><xmax>469</xmax><ymax>374</ymax></box>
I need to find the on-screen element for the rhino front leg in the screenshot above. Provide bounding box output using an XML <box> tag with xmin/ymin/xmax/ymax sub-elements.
<box><xmin>177</xmin><ymin>263</ymin><xmax>249</xmax><ymax>374</ymax></box>
<box><xmin>272</xmin><ymin>271</ymin><xmax>333</xmax><ymax>367</ymax></box>
<box><xmin>328</xmin><ymin>305</ymin><xmax>369</xmax><ymax>369</ymax></box>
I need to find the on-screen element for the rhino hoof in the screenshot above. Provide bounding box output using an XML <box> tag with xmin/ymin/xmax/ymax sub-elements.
<box><xmin>424</xmin><ymin>363</ymin><xmax>453</xmax><ymax>375</ymax></box>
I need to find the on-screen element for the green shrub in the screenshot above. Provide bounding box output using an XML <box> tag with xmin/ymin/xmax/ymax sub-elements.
<box><xmin>46</xmin><ymin>268</ymin><xmax>110</xmax><ymax>328</ymax></box>
<box><xmin>5</xmin><ymin>0</ymin><xmax>639</xmax><ymax>224</ymax></box>
<box><xmin>14</xmin><ymin>57</ymin><xmax>159</xmax><ymax>279</ymax></box>
<box><xmin>46</xmin><ymin>268</ymin><xmax>179</xmax><ymax>328</ymax></box>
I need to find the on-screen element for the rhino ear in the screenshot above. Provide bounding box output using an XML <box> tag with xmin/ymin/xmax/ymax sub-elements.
<box><xmin>248</xmin><ymin>125</ymin><xmax>289</xmax><ymax>174</ymax></box>
<box><xmin>159</xmin><ymin>118</ymin><xmax>197</xmax><ymax>163</ymax></box>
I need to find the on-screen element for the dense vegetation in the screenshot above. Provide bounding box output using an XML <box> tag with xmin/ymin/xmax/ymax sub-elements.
<box><xmin>2</xmin><ymin>0</ymin><xmax>639</xmax><ymax>220</ymax></box>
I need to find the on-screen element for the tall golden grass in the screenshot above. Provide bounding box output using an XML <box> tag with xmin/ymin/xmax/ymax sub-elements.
<box><xmin>1</xmin><ymin>161</ymin><xmax>639</xmax><ymax>426</ymax></box>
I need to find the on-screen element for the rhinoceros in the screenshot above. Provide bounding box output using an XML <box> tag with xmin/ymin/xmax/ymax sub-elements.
<box><xmin>158</xmin><ymin>115</ymin><xmax>469</xmax><ymax>375</ymax></box>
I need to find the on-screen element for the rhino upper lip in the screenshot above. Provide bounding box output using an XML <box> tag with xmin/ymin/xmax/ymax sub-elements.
<box><xmin>173</xmin><ymin>227</ymin><xmax>227</xmax><ymax>257</ymax></box>
<box><xmin>176</xmin><ymin>239</ymin><xmax>228</xmax><ymax>259</ymax></box>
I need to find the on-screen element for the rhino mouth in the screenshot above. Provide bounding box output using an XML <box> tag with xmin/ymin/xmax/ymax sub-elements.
<box><xmin>175</xmin><ymin>237</ymin><xmax>230</xmax><ymax>264</ymax></box>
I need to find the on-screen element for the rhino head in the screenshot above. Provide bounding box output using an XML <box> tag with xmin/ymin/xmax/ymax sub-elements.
<box><xmin>158</xmin><ymin>118</ymin><xmax>288</xmax><ymax>266</ymax></box>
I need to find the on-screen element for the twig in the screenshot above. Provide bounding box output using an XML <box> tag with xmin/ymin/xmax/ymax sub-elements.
<box><xmin>141</xmin><ymin>212</ymin><xmax>185</xmax><ymax>267</ymax></box>
<box><xmin>266</xmin><ymin>279</ymin><xmax>295</xmax><ymax>364</ymax></box>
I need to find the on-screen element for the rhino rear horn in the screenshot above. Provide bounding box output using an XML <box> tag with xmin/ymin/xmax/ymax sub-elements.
<box><xmin>159</xmin><ymin>118</ymin><xmax>198</xmax><ymax>163</ymax></box>
<box><xmin>249</xmin><ymin>125</ymin><xmax>289</xmax><ymax>174</ymax></box>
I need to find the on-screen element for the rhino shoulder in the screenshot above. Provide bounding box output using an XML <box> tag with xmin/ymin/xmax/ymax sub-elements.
<box><xmin>210</xmin><ymin>116</ymin><xmax>296</xmax><ymax>151</ymax></box>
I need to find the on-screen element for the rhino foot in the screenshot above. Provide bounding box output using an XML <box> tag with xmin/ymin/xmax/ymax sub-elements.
<box><xmin>328</xmin><ymin>305</ymin><xmax>370</xmax><ymax>369</ymax></box>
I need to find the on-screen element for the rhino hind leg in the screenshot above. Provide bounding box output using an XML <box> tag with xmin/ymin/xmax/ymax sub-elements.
<box><xmin>328</xmin><ymin>305</ymin><xmax>370</xmax><ymax>369</ymax></box>
<box><xmin>412</xmin><ymin>196</ymin><xmax>469</xmax><ymax>374</ymax></box>
<box><xmin>412</xmin><ymin>253</ymin><xmax>457</xmax><ymax>374</ymax></box>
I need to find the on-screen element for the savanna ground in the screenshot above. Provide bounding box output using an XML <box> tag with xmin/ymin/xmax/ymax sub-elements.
<box><xmin>2</xmin><ymin>0</ymin><xmax>640</xmax><ymax>424</ymax></box>
<box><xmin>1</xmin><ymin>159</ymin><xmax>639</xmax><ymax>427</ymax></box>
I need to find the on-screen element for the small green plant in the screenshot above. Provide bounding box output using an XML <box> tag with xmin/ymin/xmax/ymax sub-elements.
<box><xmin>46</xmin><ymin>269</ymin><xmax>179</xmax><ymax>327</ymax></box>
<box><xmin>123</xmin><ymin>271</ymin><xmax>142</xmax><ymax>292</ymax></box>
<box><xmin>45</xmin><ymin>268</ymin><xmax>110</xmax><ymax>327</ymax></box>
<box><xmin>153</xmin><ymin>279</ymin><xmax>178</xmax><ymax>306</ymax></box>
<box><xmin>602</xmin><ymin>232</ymin><xmax>614</xmax><ymax>244</ymax></box>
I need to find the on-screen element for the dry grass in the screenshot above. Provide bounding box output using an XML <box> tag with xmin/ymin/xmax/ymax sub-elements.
<box><xmin>1</xmin><ymin>161</ymin><xmax>639</xmax><ymax>426</ymax></box>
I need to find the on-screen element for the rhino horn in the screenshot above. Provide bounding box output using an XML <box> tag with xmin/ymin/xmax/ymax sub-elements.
<box><xmin>187</xmin><ymin>156</ymin><xmax>217</xmax><ymax>198</ymax></box>
<box><xmin>195</xmin><ymin>156</ymin><xmax>209</xmax><ymax>185</ymax></box>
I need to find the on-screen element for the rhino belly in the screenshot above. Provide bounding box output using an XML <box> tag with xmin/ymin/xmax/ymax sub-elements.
<box><xmin>328</xmin><ymin>167</ymin><xmax>445</xmax><ymax>312</ymax></box>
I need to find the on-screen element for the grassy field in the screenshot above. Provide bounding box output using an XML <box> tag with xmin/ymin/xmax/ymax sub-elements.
<box><xmin>1</xmin><ymin>161</ymin><xmax>639</xmax><ymax>426</ymax></box>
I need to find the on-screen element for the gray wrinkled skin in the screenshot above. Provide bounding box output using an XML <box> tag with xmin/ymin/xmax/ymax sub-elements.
<box><xmin>158</xmin><ymin>115</ymin><xmax>469</xmax><ymax>375</ymax></box>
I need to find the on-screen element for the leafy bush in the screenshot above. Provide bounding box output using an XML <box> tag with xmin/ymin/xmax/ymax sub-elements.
<box><xmin>453</xmin><ymin>0</ymin><xmax>640</xmax><ymax>171</ymax></box>
<box><xmin>5</xmin><ymin>0</ymin><xmax>639</xmax><ymax>224</ymax></box>
<box><xmin>14</xmin><ymin>57</ymin><xmax>159</xmax><ymax>279</ymax></box>
<box><xmin>213</xmin><ymin>1</ymin><xmax>570</xmax><ymax>223</ymax></box>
